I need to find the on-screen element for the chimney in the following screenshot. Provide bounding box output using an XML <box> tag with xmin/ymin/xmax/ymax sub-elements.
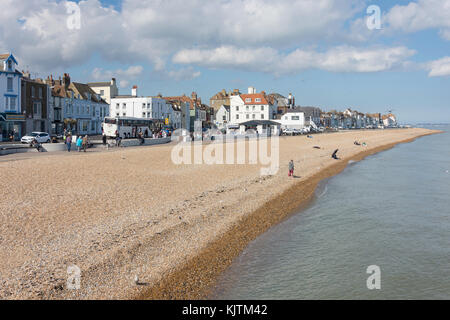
<box><xmin>132</xmin><ymin>85</ymin><xmax>138</xmax><ymax>97</ymax></box>
<box><xmin>111</xmin><ymin>78</ymin><xmax>116</xmax><ymax>86</ymax></box>
<box><xmin>233</xmin><ymin>89</ymin><xmax>240</xmax><ymax>95</ymax></box>
<box><xmin>62</xmin><ymin>73</ymin><xmax>71</xmax><ymax>89</ymax></box>
<box><xmin>191</xmin><ymin>92</ymin><xmax>197</xmax><ymax>100</ymax></box>
<box><xmin>248</xmin><ymin>86</ymin><xmax>255</xmax><ymax>94</ymax></box>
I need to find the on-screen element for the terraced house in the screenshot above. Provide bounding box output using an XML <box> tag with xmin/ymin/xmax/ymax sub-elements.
<box><xmin>0</xmin><ymin>53</ymin><xmax>24</xmax><ymax>141</ymax></box>
<box><xmin>21</xmin><ymin>73</ymin><xmax>51</xmax><ymax>135</ymax></box>
<box><xmin>47</xmin><ymin>73</ymin><xmax>109</xmax><ymax>135</ymax></box>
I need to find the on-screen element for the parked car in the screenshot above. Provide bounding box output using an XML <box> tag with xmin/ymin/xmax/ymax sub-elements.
<box><xmin>21</xmin><ymin>132</ymin><xmax>51</xmax><ymax>144</ymax></box>
<box><xmin>283</xmin><ymin>128</ymin><xmax>297</xmax><ymax>136</ymax></box>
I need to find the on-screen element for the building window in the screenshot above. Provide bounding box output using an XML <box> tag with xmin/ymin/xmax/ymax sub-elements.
<box><xmin>246</xmin><ymin>106</ymin><xmax>249</xmax><ymax>111</ymax></box>
<box><xmin>100</xmin><ymin>90</ymin><xmax>104</xmax><ymax>96</ymax></box>
<box><xmin>236</xmin><ymin>106</ymin><xmax>239</xmax><ymax>111</ymax></box>
<box><xmin>255</xmin><ymin>98</ymin><xmax>261</xmax><ymax>103</ymax></box>
<box><xmin>261</xmin><ymin>106</ymin><xmax>264</xmax><ymax>111</ymax></box>
<box><xmin>252</xmin><ymin>114</ymin><xmax>256</xmax><ymax>119</ymax></box>
<box><xmin>223</xmin><ymin>116</ymin><xmax>226</xmax><ymax>121</ymax></box>
<box><xmin>236</xmin><ymin>114</ymin><xmax>239</xmax><ymax>120</ymax></box>
<box><xmin>10</xmin><ymin>97</ymin><xmax>16</xmax><ymax>110</ymax></box>
<box><xmin>8</xmin><ymin>60</ymin><xmax>12</xmax><ymax>70</ymax></box>
<box><xmin>123</xmin><ymin>113</ymin><xmax>126</xmax><ymax>116</ymax></box>
<box><xmin>142</xmin><ymin>112</ymin><xmax>146</xmax><ymax>118</ymax></box>
<box><xmin>292</xmin><ymin>116</ymin><xmax>300</xmax><ymax>120</ymax></box>
<box><xmin>246</xmin><ymin>114</ymin><xmax>249</xmax><ymax>119</ymax></box>
<box><xmin>261</xmin><ymin>114</ymin><xmax>264</xmax><ymax>119</ymax></box>
<box><xmin>116</xmin><ymin>103</ymin><xmax>119</xmax><ymax>109</ymax></box>
<box><xmin>122</xmin><ymin>103</ymin><xmax>126</xmax><ymax>109</ymax></box>
<box><xmin>39</xmin><ymin>87</ymin><xmax>43</xmax><ymax>98</ymax></box>
<box><xmin>7</xmin><ymin>78</ymin><xmax>13</xmax><ymax>92</ymax></box>
<box><xmin>245</xmin><ymin>98</ymin><xmax>251</xmax><ymax>103</ymax></box>
<box><xmin>33</xmin><ymin>102</ymin><xmax>42</xmax><ymax>116</ymax></box>
<box><xmin>116</xmin><ymin>113</ymin><xmax>119</xmax><ymax>116</ymax></box>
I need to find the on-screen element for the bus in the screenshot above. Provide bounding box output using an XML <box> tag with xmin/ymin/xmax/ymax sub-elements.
<box><xmin>102</xmin><ymin>117</ymin><xmax>164</xmax><ymax>138</ymax></box>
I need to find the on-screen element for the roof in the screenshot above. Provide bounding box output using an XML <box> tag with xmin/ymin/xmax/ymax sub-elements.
<box><xmin>295</xmin><ymin>106</ymin><xmax>321</xmax><ymax>118</ymax></box>
<box><xmin>284</xmin><ymin>108</ymin><xmax>305</xmax><ymax>114</ymax></box>
<box><xmin>239</xmin><ymin>120</ymin><xmax>280</xmax><ymax>126</ymax></box>
<box><xmin>51</xmin><ymin>82</ymin><xmax>107</xmax><ymax>104</ymax></box>
<box><xmin>87</xmin><ymin>81</ymin><xmax>111</xmax><ymax>87</ymax></box>
<box><xmin>0</xmin><ymin>53</ymin><xmax>21</xmax><ymax>74</ymax></box>
<box><xmin>240</xmin><ymin>93</ymin><xmax>269</xmax><ymax>105</ymax></box>
<box><xmin>163</xmin><ymin>95</ymin><xmax>199</xmax><ymax>110</ymax></box>
<box><xmin>382</xmin><ymin>113</ymin><xmax>396</xmax><ymax>120</ymax></box>
<box><xmin>70</xmin><ymin>82</ymin><xmax>107</xmax><ymax>104</ymax></box>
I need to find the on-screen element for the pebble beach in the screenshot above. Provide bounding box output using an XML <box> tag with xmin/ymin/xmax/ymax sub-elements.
<box><xmin>0</xmin><ymin>128</ymin><xmax>439</xmax><ymax>299</ymax></box>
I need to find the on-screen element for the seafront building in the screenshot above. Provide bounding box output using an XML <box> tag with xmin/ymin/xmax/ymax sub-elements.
<box><xmin>110</xmin><ymin>86</ymin><xmax>171</xmax><ymax>121</ymax></box>
<box><xmin>229</xmin><ymin>87</ymin><xmax>278</xmax><ymax>124</ymax></box>
<box><xmin>21</xmin><ymin>74</ymin><xmax>51</xmax><ymax>134</ymax></box>
<box><xmin>268</xmin><ymin>92</ymin><xmax>295</xmax><ymax>119</ymax></box>
<box><xmin>276</xmin><ymin>108</ymin><xmax>306</xmax><ymax>130</ymax></box>
<box><xmin>0</xmin><ymin>53</ymin><xmax>24</xmax><ymax>141</ymax></box>
<box><xmin>162</xmin><ymin>92</ymin><xmax>210</xmax><ymax>131</ymax></box>
<box><xmin>382</xmin><ymin>113</ymin><xmax>398</xmax><ymax>127</ymax></box>
<box><xmin>46</xmin><ymin>73</ymin><xmax>109</xmax><ymax>135</ymax></box>
<box><xmin>88</xmin><ymin>78</ymin><xmax>119</xmax><ymax>104</ymax></box>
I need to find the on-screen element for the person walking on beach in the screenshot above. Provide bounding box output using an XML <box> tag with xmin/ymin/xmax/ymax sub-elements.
<box><xmin>288</xmin><ymin>160</ymin><xmax>295</xmax><ymax>177</ymax></box>
<box><xmin>66</xmin><ymin>134</ymin><xmax>72</xmax><ymax>152</ymax></box>
<box><xmin>76</xmin><ymin>136</ymin><xmax>83</xmax><ymax>152</ymax></box>
<box><xmin>102</xmin><ymin>133</ymin><xmax>107</xmax><ymax>147</ymax></box>
<box><xmin>115</xmin><ymin>130</ymin><xmax>121</xmax><ymax>147</ymax></box>
<box><xmin>82</xmin><ymin>135</ymin><xmax>89</xmax><ymax>152</ymax></box>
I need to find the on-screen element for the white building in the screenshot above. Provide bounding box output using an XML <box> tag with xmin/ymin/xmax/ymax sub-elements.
<box><xmin>276</xmin><ymin>109</ymin><xmax>306</xmax><ymax>130</ymax></box>
<box><xmin>0</xmin><ymin>53</ymin><xmax>23</xmax><ymax>141</ymax></box>
<box><xmin>382</xmin><ymin>113</ymin><xmax>397</xmax><ymax>127</ymax></box>
<box><xmin>228</xmin><ymin>87</ymin><xmax>277</xmax><ymax>125</ymax></box>
<box><xmin>215</xmin><ymin>105</ymin><xmax>230</xmax><ymax>128</ymax></box>
<box><xmin>110</xmin><ymin>86</ymin><xmax>171</xmax><ymax>121</ymax></box>
<box><xmin>88</xmin><ymin>78</ymin><xmax>119</xmax><ymax>104</ymax></box>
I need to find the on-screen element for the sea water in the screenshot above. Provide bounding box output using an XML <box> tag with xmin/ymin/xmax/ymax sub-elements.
<box><xmin>212</xmin><ymin>125</ymin><xmax>450</xmax><ymax>300</ymax></box>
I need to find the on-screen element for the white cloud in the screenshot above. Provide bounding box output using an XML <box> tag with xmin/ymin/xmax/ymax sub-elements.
<box><xmin>0</xmin><ymin>0</ymin><xmax>367</xmax><ymax>75</ymax></box>
<box><xmin>173</xmin><ymin>45</ymin><xmax>416</xmax><ymax>75</ymax></box>
<box><xmin>427</xmin><ymin>57</ymin><xmax>450</xmax><ymax>77</ymax></box>
<box><xmin>91</xmin><ymin>65</ymin><xmax>143</xmax><ymax>88</ymax></box>
<box><xmin>91</xmin><ymin>65</ymin><xmax>143</xmax><ymax>80</ymax></box>
<box><xmin>385</xmin><ymin>0</ymin><xmax>450</xmax><ymax>40</ymax></box>
<box><xmin>166</xmin><ymin>67</ymin><xmax>201</xmax><ymax>81</ymax></box>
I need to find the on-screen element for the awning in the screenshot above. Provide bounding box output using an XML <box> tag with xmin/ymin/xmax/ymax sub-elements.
<box><xmin>239</xmin><ymin>120</ymin><xmax>281</xmax><ymax>126</ymax></box>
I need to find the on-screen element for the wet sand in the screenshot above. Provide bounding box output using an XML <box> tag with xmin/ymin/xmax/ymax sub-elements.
<box><xmin>0</xmin><ymin>128</ymin><xmax>439</xmax><ymax>299</ymax></box>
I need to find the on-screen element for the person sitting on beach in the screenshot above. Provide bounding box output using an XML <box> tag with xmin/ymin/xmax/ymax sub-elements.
<box><xmin>354</xmin><ymin>141</ymin><xmax>361</xmax><ymax>146</ymax></box>
<box><xmin>288</xmin><ymin>160</ymin><xmax>295</xmax><ymax>177</ymax></box>
<box><xmin>332</xmin><ymin>149</ymin><xmax>339</xmax><ymax>160</ymax></box>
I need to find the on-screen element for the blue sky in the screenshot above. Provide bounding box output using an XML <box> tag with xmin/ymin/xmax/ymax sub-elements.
<box><xmin>2</xmin><ymin>0</ymin><xmax>450</xmax><ymax>123</ymax></box>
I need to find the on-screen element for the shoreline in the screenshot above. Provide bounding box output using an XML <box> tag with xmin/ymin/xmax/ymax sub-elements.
<box><xmin>137</xmin><ymin>130</ymin><xmax>441</xmax><ymax>300</ymax></box>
